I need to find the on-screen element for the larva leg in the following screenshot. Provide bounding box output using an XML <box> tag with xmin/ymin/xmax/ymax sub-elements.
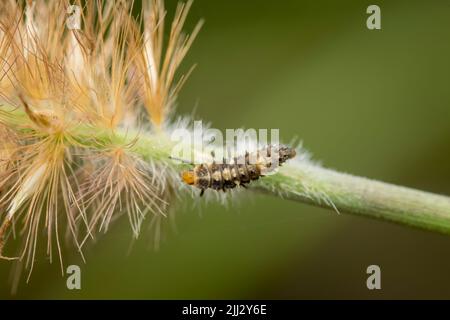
<box><xmin>169</xmin><ymin>156</ymin><xmax>194</xmax><ymax>165</ymax></box>
<box><xmin>267</xmin><ymin>144</ymin><xmax>272</xmax><ymax>157</ymax></box>
<box><xmin>205</xmin><ymin>136</ymin><xmax>215</xmax><ymax>145</ymax></box>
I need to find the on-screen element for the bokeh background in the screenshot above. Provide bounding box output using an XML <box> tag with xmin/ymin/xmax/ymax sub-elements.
<box><xmin>1</xmin><ymin>0</ymin><xmax>450</xmax><ymax>299</ymax></box>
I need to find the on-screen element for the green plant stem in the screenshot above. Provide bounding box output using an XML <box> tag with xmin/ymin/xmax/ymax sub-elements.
<box><xmin>254</xmin><ymin>163</ymin><xmax>450</xmax><ymax>234</ymax></box>
<box><xmin>3</xmin><ymin>108</ymin><xmax>450</xmax><ymax>235</ymax></box>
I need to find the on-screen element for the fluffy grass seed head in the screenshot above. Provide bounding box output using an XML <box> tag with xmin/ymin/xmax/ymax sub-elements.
<box><xmin>0</xmin><ymin>0</ymin><xmax>304</xmax><ymax>290</ymax></box>
<box><xmin>0</xmin><ymin>0</ymin><xmax>202</xmax><ymax>285</ymax></box>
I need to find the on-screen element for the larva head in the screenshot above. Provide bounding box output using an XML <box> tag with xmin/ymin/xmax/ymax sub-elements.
<box><xmin>277</xmin><ymin>145</ymin><xmax>296</xmax><ymax>163</ymax></box>
<box><xmin>181</xmin><ymin>170</ymin><xmax>195</xmax><ymax>185</ymax></box>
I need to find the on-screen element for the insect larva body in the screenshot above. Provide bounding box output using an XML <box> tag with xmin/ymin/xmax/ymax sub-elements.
<box><xmin>181</xmin><ymin>145</ymin><xmax>296</xmax><ymax>195</ymax></box>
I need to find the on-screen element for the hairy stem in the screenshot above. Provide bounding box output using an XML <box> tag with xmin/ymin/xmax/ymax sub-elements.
<box><xmin>3</xmin><ymin>109</ymin><xmax>450</xmax><ymax>235</ymax></box>
<box><xmin>254</xmin><ymin>163</ymin><xmax>450</xmax><ymax>234</ymax></box>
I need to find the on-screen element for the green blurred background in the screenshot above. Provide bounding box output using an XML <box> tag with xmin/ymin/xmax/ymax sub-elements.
<box><xmin>1</xmin><ymin>0</ymin><xmax>450</xmax><ymax>299</ymax></box>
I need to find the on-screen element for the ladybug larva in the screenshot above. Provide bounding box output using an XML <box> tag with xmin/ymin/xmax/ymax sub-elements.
<box><xmin>180</xmin><ymin>145</ymin><xmax>296</xmax><ymax>196</ymax></box>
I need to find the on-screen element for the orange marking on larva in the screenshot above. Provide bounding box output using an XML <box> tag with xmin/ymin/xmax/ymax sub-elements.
<box><xmin>181</xmin><ymin>171</ymin><xmax>195</xmax><ymax>185</ymax></box>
